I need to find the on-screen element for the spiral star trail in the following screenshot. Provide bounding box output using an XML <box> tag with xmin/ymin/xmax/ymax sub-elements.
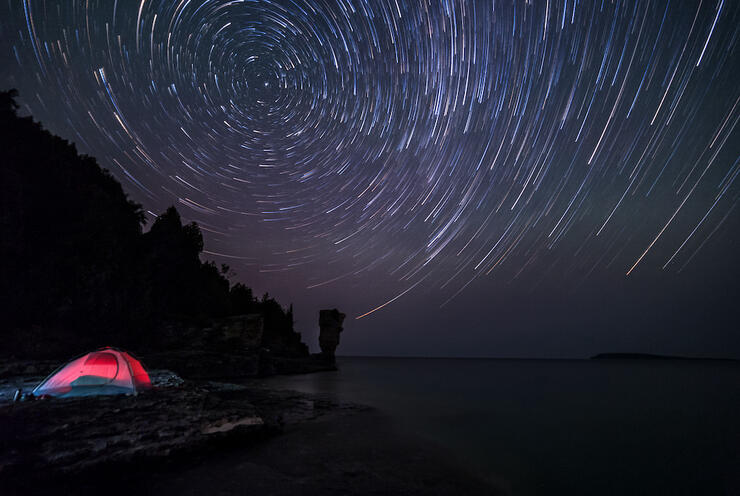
<box><xmin>1</xmin><ymin>0</ymin><xmax>738</xmax><ymax>352</ymax></box>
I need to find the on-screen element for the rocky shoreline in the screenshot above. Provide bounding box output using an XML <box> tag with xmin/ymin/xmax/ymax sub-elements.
<box><xmin>0</xmin><ymin>310</ymin><xmax>350</xmax><ymax>484</ymax></box>
<box><xmin>0</xmin><ymin>363</ymin><xmax>506</xmax><ymax>496</ymax></box>
<box><xmin>0</xmin><ymin>370</ymin><xmax>368</xmax><ymax>492</ymax></box>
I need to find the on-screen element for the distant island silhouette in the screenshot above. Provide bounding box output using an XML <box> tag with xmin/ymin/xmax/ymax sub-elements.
<box><xmin>591</xmin><ymin>353</ymin><xmax>738</xmax><ymax>361</ymax></box>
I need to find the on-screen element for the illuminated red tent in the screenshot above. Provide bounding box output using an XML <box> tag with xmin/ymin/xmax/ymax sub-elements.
<box><xmin>33</xmin><ymin>347</ymin><xmax>152</xmax><ymax>398</ymax></box>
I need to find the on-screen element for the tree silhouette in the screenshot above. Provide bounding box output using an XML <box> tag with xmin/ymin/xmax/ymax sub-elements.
<box><xmin>1</xmin><ymin>89</ymin><xmax>144</xmax><ymax>353</ymax></box>
<box><xmin>1</xmin><ymin>89</ymin><xmax>305</xmax><ymax>359</ymax></box>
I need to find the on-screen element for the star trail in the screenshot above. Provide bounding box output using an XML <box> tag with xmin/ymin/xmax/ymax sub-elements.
<box><xmin>1</xmin><ymin>0</ymin><xmax>738</xmax><ymax>336</ymax></box>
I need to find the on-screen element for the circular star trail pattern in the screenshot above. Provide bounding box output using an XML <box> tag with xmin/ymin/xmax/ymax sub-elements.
<box><xmin>3</xmin><ymin>0</ymin><xmax>739</xmax><ymax>316</ymax></box>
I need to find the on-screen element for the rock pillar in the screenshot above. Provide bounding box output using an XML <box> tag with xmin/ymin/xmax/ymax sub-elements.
<box><xmin>318</xmin><ymin>309</ymin><xmax>346</xmax><ymax>361</ymax></box>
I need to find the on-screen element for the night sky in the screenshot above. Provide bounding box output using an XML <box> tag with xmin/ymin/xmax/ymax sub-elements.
<box><xmin>1</xmin><ymin>0</ymin><xmax>738</xmax><ymax>357</ymax></box>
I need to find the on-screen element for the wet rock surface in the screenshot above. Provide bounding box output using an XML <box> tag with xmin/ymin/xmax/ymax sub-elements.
<box><xmin>143</xmin><ymin>411</ymin><xmax>506</xmax><ymax>496</ymax></box>
<box><xmin>0</xmin><ymin>369</ymin><xmax>503</xmax><ymax>496</ymax></box>
<box><xmin>0</xmin><ymin>375</ymin><xmax>367</xmax><ymax>489</ymax></box>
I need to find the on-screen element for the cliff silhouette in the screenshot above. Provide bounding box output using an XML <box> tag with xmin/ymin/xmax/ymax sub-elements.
<box><xmin>0</xmin><ymin>89</ymin><xmax>305</xmax><ymax>361</ymax></box>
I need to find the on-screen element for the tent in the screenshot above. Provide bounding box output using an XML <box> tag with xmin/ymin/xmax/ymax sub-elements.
<box><xmin>33</xmin><ymin>347</ymin><xmax>152</xmax><ymax>398</ymax></box>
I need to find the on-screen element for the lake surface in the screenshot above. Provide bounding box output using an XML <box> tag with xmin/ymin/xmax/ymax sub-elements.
<box><xmin>261</xmin><ymin>357</ymin><xmax>740</xmax><ymax>495</ymax></box>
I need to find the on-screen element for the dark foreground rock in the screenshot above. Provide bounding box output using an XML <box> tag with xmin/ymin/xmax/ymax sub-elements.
<box><xmin>2</xmin><ymin>401</ymin><xmax>504</xmax><ymax>496</ymax></box>
<box><xmin>0</xmin><ymin>367</ymin><xmax>505</xmax><ymax>496</ymax></box>
<box><xmin>142</xmin><ymin>411</ymin><xmax>507</xmax><ymax>496</ymax></box>
<box><xmin>0</xmin><ymin>378</ymin><xmax>366</xmax><ymax>493</ymax></box>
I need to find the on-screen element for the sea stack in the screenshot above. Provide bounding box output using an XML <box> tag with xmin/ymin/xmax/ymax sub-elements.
<box><xmin>318</xmin><ymin>309</ymin><xmax>346</xmax><ymax>362</ymax></box>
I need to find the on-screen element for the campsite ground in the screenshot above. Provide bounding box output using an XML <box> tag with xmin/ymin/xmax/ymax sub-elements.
<box><xmin>0</xmin><ymin>373</ymin><xmax>506</xmax><ymax>495</ymax></box>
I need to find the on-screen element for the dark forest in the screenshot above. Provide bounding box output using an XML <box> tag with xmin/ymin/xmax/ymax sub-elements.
<box><xmin>1</xmin><ymin>89</ymin><xmax>301</xmax><ymax>359</ymax></box>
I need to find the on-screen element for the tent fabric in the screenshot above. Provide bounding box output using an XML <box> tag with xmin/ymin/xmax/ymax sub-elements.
<box><xmin>33</xmin><ymin>347</ymin><xmax>152</xmax><ymax>398</ymax></box>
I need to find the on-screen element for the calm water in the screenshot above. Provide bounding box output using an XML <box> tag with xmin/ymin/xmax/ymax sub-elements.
<box><xmin>261</xmin><ymin>357</ymin><xmax>740</xmax><ymax>495</ymax></box>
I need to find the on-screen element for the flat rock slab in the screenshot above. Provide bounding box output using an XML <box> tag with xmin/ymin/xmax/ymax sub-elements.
<box><xmin>0</xmin><ymin>381</ymin><xmax>366</xmax><ymax>491</ymax></box>
<box><xmin>40</xmin><ymin>412</ymin><xmax>506</xmax><ymax>496</ymax></box>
